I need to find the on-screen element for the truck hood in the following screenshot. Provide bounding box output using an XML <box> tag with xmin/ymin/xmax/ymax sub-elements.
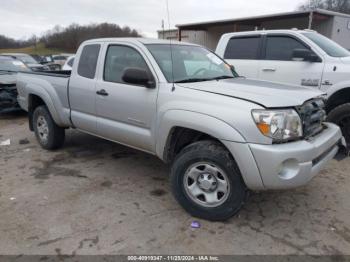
<box><xmin>178</xmin><ymin>78</ymin><xmax>325</xmax><ymax>108</ymax></box>
<box><xmin>340</xmin><ymin>56</ymin><xmax>350</xmax><ymax>63</ymax></box>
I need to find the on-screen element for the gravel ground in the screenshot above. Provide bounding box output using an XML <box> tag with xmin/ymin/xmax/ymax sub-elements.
<box><xmin>0</xmin><ymin>112</ymin><xmax>349</xmax><ymax>256</ymax></box>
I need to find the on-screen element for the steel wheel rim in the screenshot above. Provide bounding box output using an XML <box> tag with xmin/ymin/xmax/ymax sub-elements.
<box><xmin>37</xmin><ymin>116</ymin><xmax>49</xmax><ymax>143</ymax></box>
<box><xmin>183</xmin><ymin>162</ymin><xmax>230</xmax><ymax>208</ymax></box>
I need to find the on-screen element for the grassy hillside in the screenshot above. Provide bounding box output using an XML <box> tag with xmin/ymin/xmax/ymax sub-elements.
<box><xmin>0</xmin><ymin>43</ymin><xmax>67</xmax><ymax>55</ymax></box>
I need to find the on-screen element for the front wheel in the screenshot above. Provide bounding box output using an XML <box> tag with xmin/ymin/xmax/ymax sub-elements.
<box><xmin>327</xmin><ymin>103</ymin><xmax>350</xmax><ymax>146</ymax></box>
<box><xmin>170</xmin><ymin>140</ymin><xmax>248</xmax><ymax>221</ymax></box>
<box><xmin>32</xmin><ymin>105</ymin><xmax>65</xmax><ymax>150</ymax></box>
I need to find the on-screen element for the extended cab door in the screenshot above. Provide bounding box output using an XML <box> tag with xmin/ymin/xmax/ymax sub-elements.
<box><xmin>221</xmin><ymin>35</ymin><xmax>262</xmax><ymax>79</ymax></box>
<box><xmin>95</xmin><ymin>43</ymin><xmax>158</xmax><ymax>152</ymax></box>
<box><xmin>258</xmin><ymin>34</ymin><xmax>325</xmax><ymax>88</ymax></box>
<box><xmin>69</xmin><ymin>44</ymin><xmax>101</xmax><ymax>134</ymax></box>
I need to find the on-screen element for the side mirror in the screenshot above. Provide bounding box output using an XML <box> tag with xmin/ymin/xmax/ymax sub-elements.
<box><xmin>292</xmin><ymin>49</ymin><xmax>321</xmax><ymax>62</ymax></box>
<box><xmin>122</xmin><ymin>67</ymin><xmax>155</xmax><ymax>88</ymax></box>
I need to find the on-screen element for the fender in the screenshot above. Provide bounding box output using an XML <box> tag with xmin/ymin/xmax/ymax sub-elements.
<box><xmin>26</xmin><ymin>82</ymin><xmax>69</xmax><ymax>127</ymax></box>
<box><xmin>326</xmin><ymin>80</ymin><xmax>350</xmax><ymax>98</ymax></box>
<box><xmin>325</xmin><ymin>81</ymin><xmax>350</xmax><ymax>112</ymax></box>
<box><xmin>156</xmin><ymin>109</ymin><xmax>246</xmax><ymax>160</ymax></box>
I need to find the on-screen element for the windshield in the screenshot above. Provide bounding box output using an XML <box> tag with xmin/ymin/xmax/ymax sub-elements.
<box><xmin>0</xmin><ymin>58</ymin><xmax>30</xmax><ymax>71</ymax></box>
<box><xmin>146</xmin><ymin>44</ymin><xmax>237</xmax><ymax>83</ymax></box>
<box><xmin>17</xmin><ymin>55</ymin><xmax>38</xmax><ymax>64</ymax></box>
<box><xmin>302</xmin><ymin>32</ymin><xmax>350</xmax><ymax>57</ymax></box>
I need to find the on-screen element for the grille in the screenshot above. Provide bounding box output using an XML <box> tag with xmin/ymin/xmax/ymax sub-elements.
<box><xmin>297</xmin><ymin>98</ymin><xmax>326</xmax><ymax>138</ymax></box>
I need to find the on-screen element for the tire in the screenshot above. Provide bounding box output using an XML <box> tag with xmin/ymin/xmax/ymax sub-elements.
<box><xmin>32</xmin><ymin>105</ymin><xmax>65</xmax><ymax>150</ymax></box>
<box><xmin>327</xmin><ymin>103</ymin><xmax>350</xmax><ymax>146</ymax></box>
<box><xmin>170</xmin><ymin>140</ymin><xmax>248</xmax><ymax>221</ymax></box>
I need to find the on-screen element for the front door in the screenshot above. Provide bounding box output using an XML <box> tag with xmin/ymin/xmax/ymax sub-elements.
<box><xmin>258</xmin><ymin>35</ymin><xmax>324</xmax><ymax>88</ymax></box>
<box><xmin>95</xmin><ymin>44</ymin><xmax>158</xmax><ymax>152</ymax></box>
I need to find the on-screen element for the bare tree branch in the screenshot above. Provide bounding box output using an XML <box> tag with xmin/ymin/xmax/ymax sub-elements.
<box><xmin>0</xmin><ymin>23</ymin><xmax>141</xmax><ymax>51</ymax></box>
<box><xmin>297</xmin><ymin>0</ymin><xmax>350</xmax><ymax>14</ymax></box>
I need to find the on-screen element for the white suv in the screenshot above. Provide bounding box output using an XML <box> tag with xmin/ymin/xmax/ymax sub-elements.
<box><xmin>216</xmin><ymin>30</ymin><xmax>350</xmax><ymax>145</ymax></box>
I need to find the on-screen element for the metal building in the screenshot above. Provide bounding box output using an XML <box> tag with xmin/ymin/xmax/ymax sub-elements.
<box><xmin>158</xmin><ymin>9</ymin><xmax>350</xmax><ymax>50</ymax></box>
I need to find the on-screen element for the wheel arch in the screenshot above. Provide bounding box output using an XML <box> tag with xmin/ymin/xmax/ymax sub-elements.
<box><xmin>326</xmin><ymin>87</ymin><xmax>350</xmax><ymax>113</ymax></box>
<box><xmin>156</xmin><ymin>110</ymin><xmax>246</xmax><ymax>163</ymax></box>
<box><xmin>27</xmin><ymin>91</ymin><xmax>64</xmax><ymax>131</ymax></box>
<box><xmin>28</xmin><ymin>94</ymin><xmax>46</xmax><ymax>131</ymax></box>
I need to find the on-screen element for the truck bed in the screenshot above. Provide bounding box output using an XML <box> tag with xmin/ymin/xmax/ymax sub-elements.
<box><xmin>16</xmin><ymin>70</ymin><xmax>72</xmax><ymax>127</ymax></box>
<box><xmin>19</xmin><ymin>70</ymin><xmax>72</xmax><ymax>78</ymax></box>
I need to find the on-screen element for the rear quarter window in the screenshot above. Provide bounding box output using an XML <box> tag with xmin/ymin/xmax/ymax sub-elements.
<box><xmin>67</xmin><ymin>58</ymin><xmax>74</xmax><ymax>67</ymax></box>
<box><xmin>78</xmin><ymin>44</ymin><xmax>100</xmax><ymax>79</ymax></box>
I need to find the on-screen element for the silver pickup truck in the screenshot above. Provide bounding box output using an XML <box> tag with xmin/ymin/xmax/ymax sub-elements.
<box><xmin>17</xmin><ymin>38</ymin><xmax>344</xmax><ymax>221</ymax></box>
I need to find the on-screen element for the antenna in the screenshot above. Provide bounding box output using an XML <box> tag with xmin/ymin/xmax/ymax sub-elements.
<box><xmin>165</xmin><ymin>0</ymin><xmax>176</xmax><ymax>91</ymax></box>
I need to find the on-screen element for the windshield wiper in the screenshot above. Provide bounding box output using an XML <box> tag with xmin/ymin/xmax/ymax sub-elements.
<box><xmin>208</xmin><ymin>75</ymin><xmax>235</xmax><ymax>81</ymax></box>
<box><xmin>175</xmin><ymin>76</ymin><xmax>236</xmax><ymax>83</ymax></box>
<box><xmin>175</xmin><ymin>78</ymin><xmax>212</xmax><ymax>83</ymax></box>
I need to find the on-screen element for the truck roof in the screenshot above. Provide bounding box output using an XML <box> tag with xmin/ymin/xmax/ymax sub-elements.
<box><xmin>220</xmin><ymin>29</ymin><xmax>316</xmax><ymax>38</ymax></box>
<box><xmin>83</xmin><ymin>37</ymin><xmax>198</xmax><ymax>46</ymax></box>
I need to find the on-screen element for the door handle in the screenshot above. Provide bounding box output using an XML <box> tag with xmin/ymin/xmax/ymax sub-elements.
<box><xmin>262</xmin><ymin>68</ymin><xmax>276</xmax><ymax>72</ymax></box>
<box><xmin>96</xmin><ymin>89</ymin><xmax>109</xmax><ymax>96</ymax></box>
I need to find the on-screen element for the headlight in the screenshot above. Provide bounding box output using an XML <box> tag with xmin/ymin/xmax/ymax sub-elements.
<box><xmin>252</xmin><ymin>109</ymin><xmax>303</xmax><ymax>143</ymax></box>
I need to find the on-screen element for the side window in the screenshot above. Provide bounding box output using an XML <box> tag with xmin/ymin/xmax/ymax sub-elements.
<box><xmin>67</xmin><ymin>58</ymin><xmax>74</xmax><ymax>67</ymax></box>
<box><xmin>78</xmin><ymin>44</ymin><xmax>100</xmax><ymax>79</ymax></box>
<box><xmin>104</xmin><ymin>45</ymin><xmax>151</xmax><ymax>84</ymax></box>
<box><xmin>265</xmin><ymin>36</ymin><xmax>307</xmax><ymax>61</ymax></box>
<box><xmin>224</xmin><ymin>37</ymin><xmax>261</xmax><ymax>60</ymax></box>
<box><xmin>54</xmin><ymin>56</ymin><xmax>65</xmax><ymax>60</ymax></box>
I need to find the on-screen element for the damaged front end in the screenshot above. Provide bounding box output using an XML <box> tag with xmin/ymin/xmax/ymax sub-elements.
<box><xmin>0</xmin><ymin>84</ymin><xmax>21</xmax><ymax>114</ymax></box>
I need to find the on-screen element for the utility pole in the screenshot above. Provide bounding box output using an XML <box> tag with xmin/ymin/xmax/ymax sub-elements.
<box><xmin>161</xmin><ymin>20</ymin><xmax>165</xmax><ymax>39</ymax></box>
<box><xmin>308</xmin><ymin>11</ymin><xmax>314</xmax><ymax>29</ymax></box>
<box><xmin>308</xmin><ymin>0</ymin><xmax>313</xmax><ymax>29</ymax></box>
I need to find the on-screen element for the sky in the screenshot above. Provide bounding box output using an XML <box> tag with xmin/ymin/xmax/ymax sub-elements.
<box><xmin>0</xmin><ymin>0</ymin><xmax>307</xmax><ymax>40</ymax></box>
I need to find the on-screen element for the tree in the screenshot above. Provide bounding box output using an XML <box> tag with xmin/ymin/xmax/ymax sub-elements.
<box><xmin>28</xmin><ymin>34</ymin><xmax>38</xmax><ymax>49</ymax></box>
<box><xmin>0</xmin><ymin>23</ymin><xmax>141</xmax><ymax>51</ymax></box>
<box><xmin>41</xmin><ymin>23</ymin><xmax>142</xmax><ymax>51</ymax></box>
<box><xmin>298</xmin><ymin>0</ymin><xmax>350</xmax><ymax>14</ymax></box>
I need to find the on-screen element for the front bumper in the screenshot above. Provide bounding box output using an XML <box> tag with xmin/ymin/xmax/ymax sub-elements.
<box><xmin>223</xmin><ymin>123</ymin><xmax>343</xmax><ymax>190</ymax></box>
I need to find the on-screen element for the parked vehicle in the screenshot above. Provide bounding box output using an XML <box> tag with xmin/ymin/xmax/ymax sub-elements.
<box><xmin>16</xmin><ymin>38</ymin><xmax>344</xmax><ymax>221</ymax></box>
<box><xmin>1</xmin><ymin>53</ymin><xmax>50</xmax><ymax>72</ymax></box>
<box><xmin>30</xmin><ymin>54</ymin><xmax>61</xmax><ymax>71</ymax></box>
<box><xmin>62</xmin><ymin>55</ymin><xmax>75</xmax><ymax>70</ymax></box>
<box><xmin>52</xmin><ymin>54</ymin><xmax>71</xmax><ymax>66</ymax></box>
<box><xmin>30</xmin><ymin>54</ymin><xmax>45</xmax><ymax>64</ymax></box>
<box><xmin>0</xmin><ymin>56</ymin><xmax>30</xmax><ymax>113</ymax></box>
<box><xmin>216</xmin><ymin>29</ymin><xmax>350</xmax><ymax>145</ymax></box>
<box><xmin>41</xmin><ymin>55</ymin><xmax>55</xmax><ymax>64</ymax></box>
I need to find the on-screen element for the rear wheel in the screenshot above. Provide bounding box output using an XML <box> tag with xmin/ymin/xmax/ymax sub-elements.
<box><xmin>170</xmin><ymin>140</ymin><xmax>248</xmax><ymax>221</ymax></box>
<box><xmin>32</xmin><ymin>105</ymin><xmax>65</xmax><ymax>150</ymax></box>
<box><xmin>327</xmin><ymin>103</ymin><xmax>350</xmax><ymax>146</ymax></box>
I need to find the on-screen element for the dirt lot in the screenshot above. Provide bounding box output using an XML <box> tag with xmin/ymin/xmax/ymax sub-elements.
<box><xmin>0</xmin><ymin>112</ymin><xmax>350</xmax><ymax>256</ymax></box>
